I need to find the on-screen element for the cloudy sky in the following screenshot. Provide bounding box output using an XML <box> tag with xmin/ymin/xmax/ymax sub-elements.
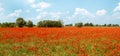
<box><xmin>0</xmin><ymin>0</ymin><xmax>120</xmax><ymax>24</ymax></box>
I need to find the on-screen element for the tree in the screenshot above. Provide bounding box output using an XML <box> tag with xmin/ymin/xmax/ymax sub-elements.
<box><xmin>84</xmin><ymin>23</ymin><xmax>89</xmax><ymax>26</ymax></box>
<box><xmin>37</xmin><ymin>20</ymin><xmax>63</xmax><ymax>27</ymax></box>
<box><xmin>84</xmin><ymin>23</ymin><xmax>94</xmax><ymax>26</ymax></box>
<box><xmin>107</xmin><ymin>24</ymin><xmax>112</xmax><ymax>27</ymax></box>
<box><xmin>112</xmin><ymin>24</ymin><xmax>119</xmax><ymax>27</ymax></box>
<box><xmin>65</xmin><ymin>24</ymin><xmax>73</xmax><ymax>26</ymax></box>
<box><xmin>89</xmin><ymin>23</ymin><xmax>94</xmax><ymax>26</ymax></box>
<box><xmin>75</xmin><ymin>22</ymin><xmax>83</xmax><ymax>27</ymax></box>
<box><xmin>0</xmin><ymin>23</ymin><xmax>1</xmax><ymax>27</ymax></box>
<box><xmin>26</xmin><ymin>20</ymin><xmax>33</xmax><ymax>27</ymax></box>
<box><xmin>16</xmin><ymin>17</ymin><xmax>26</xmax><ymax>27</ymax></box>
<box><xmin>103</xmin><ymin>24</ymin><xmax>107</xmax><ymax>27</ymax></box>
<box><xmin>0</xmin><ymin>22</ymin><xmax>15</xmax><ymax>28</ymax></box>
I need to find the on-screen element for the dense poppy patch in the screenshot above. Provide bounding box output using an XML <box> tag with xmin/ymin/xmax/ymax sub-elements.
<box><xmin>0</xmin><ymin>27</ymin><xmax>120</xmax><ymax>56</ymax></box>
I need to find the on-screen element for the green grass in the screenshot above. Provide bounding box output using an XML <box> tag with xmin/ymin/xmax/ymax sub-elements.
<box><xmin>0</xmin><ymin>37</ymin><xmax>120</xmax><ymax>56</ymax></box>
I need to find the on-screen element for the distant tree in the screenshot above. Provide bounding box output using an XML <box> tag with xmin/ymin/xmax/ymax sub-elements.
<box><xmin>37</xmin><ymin>20</ymin><xmax>63</xmax><ymax>27</ymax></box>
<box><xmin>26</xmin><ymin>20</ymin><xmax>33</xmax><ymax>27</ymax></box>
<box><xmin>95</xmin><ymin>24</ymin><xmax>99</xmax><ymax>27</ymax></box>
<box><xmin>89</xmin><ymin>23</ymin><xmax>94</xmax><ymax>26</ymax></box>
<box><xmin>9</xmin><ymin>23</ymin><xmax>16</xmax><ymax>27</ymax></box>
<box><xmin>0</xmin><ymin>22</ymin><xmax>15</xmax><ymax>28</ymax></box>
<box><xmin>103</xmin><ymin>24</ymin><xmax>107</xmax><ymax>27</ymax></box>
<box><xmin>112</xmin><ymin>24</ymin><xmax>119</xmax><ymax>27</ymax></box>
<box><xmin>107</xmin><ymin>24</ymin><xmax>112</xmax><ymax>27</ymax></box>
<box><xmin>16</xmin><ymin>17</ymin><xmax>26</xmax><ymax>27</ymax></box>
<box><xmin>75</xmin><ymin>22</ymin><xmax>83</xmax><ymax>27</ymax></box>
<box><xmin>84</xmin><ymin>23</ymin><xmax>89</xmax><ymax>26</ymax></box>
<box><xmin>65</xmin><ymin>24</ymin><xmax>73</xmax><ymax>26</ymax></box>
<box><xmin>0</xmin><ymin>23</ymin><xmax>1</xmax><ymax>27</ymax></box>
<box><xmin>37</xmin><ymin>21</ymin><xmax>45</xmax><ymax>27</ymax></box>
<box><xmin>84</xmin><ymin>23</ymin><xmax>94</xmax><ymax>26</ymax></box>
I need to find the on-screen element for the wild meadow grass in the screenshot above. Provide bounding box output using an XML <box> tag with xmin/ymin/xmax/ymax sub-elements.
<box><xmin>0</xmin><ymin>37</ymin><xmax>120</xmax><ymax>56</ymax></box>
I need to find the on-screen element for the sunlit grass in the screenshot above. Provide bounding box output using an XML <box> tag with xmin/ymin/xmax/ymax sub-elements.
<box><xmin>0</xmin><ymin>37</ymin><xmax>120</xmax><ymax>56</ymax></box>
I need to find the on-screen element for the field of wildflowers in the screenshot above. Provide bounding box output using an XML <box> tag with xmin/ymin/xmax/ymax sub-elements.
<box><xmin>0</xmin><ymin>27</ymin><xmax>120</xmax><ymax>56</ymax></box>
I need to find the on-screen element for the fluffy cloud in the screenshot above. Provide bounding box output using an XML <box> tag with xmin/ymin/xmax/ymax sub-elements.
<box><xmin>0</xmin><ymin>3</ymin><xmax>4</xmax><ymax>13</ymax></box>
<box><xmin>36</xmin><ymin>11</ymin><xmax>67</xmax><ymax>21</ymax></box>
<box><xmin>31</xmin><ymin>1</ymin><xmax>51</xmax><ymax>11</ymax></box>
<box><xmin>6</xmin><ymin>9</ymin><xmax>22</xmax><ymax>18</ymax></box>
<box><xmin>71</xmin><ymin>8</ymin><xmax>95</xmax><ymax>19</ymax></box>
<box><xmin>36</xmin><ymin>11</ymin><xmax>48</xmax><ymax>20</ymax></box>
<box><xmin>112</xmin><ymin>2</ymin><xmax>120</xmax><ymax>19</ymax></box>
<box><xmin>0</xmin><ymin>5</ymin><xmax>4</xmax><ymax>12</ymax></box>
<box><xmin>96</xmin><ymin>9</ymin><xmax>107</xmax><ymax>16</ymax></box>
<box><xmin>114</xmin><ymin>2</ymin><xmax>120</xmax><ymax>12</ymax></box>
<box><xmin>0</xmin><ymin>9</ymin><xmax>22</xmax><ymax>22</ymax></box>
<box><xmin>50</xmin><ymin>12</ymin><xmax>61</xmax><ymax>20</ymax></box>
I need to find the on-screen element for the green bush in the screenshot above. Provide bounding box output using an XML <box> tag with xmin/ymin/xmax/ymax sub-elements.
<box><xmin>37</xmin><ymin>20</ymin><xmax>63</xmax><ymax>27</ymax></box>
<box><xmin>75</xmin><ymin>22</ymin><xmax>83</xmax><ymax>27</ymax></box>
<box><xmin>84</xmin><ymin>23</ymin><xmax>94</xmax><ymax>26</ymax></box>
<box><xmin>0</xmin><ymin>22</ymin><xmax>15</xmax><ymax>28</ymax></box>
<box><xmin>26</xmin><ymin>20</ymin><xmax>33</xmax><ymax>27</ymax></box>
<box><xmin>16</xmin><ymin>17</ymin><xmax>26</xmax><ymax>27</ymax></box>
<box><xmin>65</xmin><ymin>24</ymin><xmax>73</xmax><ymax>26</ymax></box>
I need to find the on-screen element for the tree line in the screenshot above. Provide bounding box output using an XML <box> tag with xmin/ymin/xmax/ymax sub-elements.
<box><xmin>0</xmin><ymin>17</ymin><xmax>63</xmax><ymax>28</ymax></box>
<box><xmin>0</xmin><ymin>17</ymin><xmax>119</xmax><ymax>28</ymax></box>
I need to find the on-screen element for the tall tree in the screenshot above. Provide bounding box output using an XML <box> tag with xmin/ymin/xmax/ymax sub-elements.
<box><xmin>16</xmin><ymin>17</ymin><xmax>26</xmax><ymax>27</ymax></box>
<box><xmin>75</xmin><ymin>22</ymin><xmax>83</xmax><ymax>27</ymax></box>
<box><xmin>26</xmin><ymin>20</ymin><xmax>33</xmax><ymax>27</ymax></box>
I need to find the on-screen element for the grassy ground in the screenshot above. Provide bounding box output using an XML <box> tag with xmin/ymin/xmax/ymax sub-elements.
<box><xmin>0</xmin><ymin>37</ymin><xmax>120</xmax><ymax>56</ymax></box>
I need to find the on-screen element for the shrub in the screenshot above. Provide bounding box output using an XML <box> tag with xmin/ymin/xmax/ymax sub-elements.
<box><xmin>16</xmin><ymin>17</ymin><xmax>26</xmax><ymax>27</ymax></box>
<box><xmin>0</xmin><ymin>22</ymin><xmax>15</xmax><ymax>28</ymax></box>
<box><xmin>37</xmin><ymin>20</ymin><xmax>63</xmax><ymax>27</ymax></box>
<box><xmin>26</xmin><ymin>20</ymin><xmax>33</xmax><ymax>27</ymax></box>
<box><xmin>65</xmin><ymin>24</ymin><xmax>73</xmax><ymax>26</ymax></box>
<box><xmin>75</xmin><ymin>22</ymin><xmax>83</xmax><ymax>27</ymax></box>
<box><xmin>84</xmin><ymin>23</ymin><xmax>94</xmax><ymax>26</ymax></box>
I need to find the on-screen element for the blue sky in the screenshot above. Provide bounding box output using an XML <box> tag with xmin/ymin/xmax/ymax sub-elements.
<box><xmin>0</xmin><ymin>0</ymin><xmax>120</xmax><ymax>24</ymax></box>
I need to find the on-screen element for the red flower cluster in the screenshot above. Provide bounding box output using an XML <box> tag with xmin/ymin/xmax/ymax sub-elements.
<box><xmin>0</xmin><ymin>27</ymin><xmax>120</xmax><ymax>42</ymax></box>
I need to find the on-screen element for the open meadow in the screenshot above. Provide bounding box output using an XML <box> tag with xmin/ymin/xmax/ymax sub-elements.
<box><xmin>0</xmin><ymin>27</ymin><xmax>120</xmax><ymax>56</ymax></box>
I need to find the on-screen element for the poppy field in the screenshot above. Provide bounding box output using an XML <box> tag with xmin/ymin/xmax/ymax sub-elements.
<box><xmin>0</xmin><ymin>27</ymin><xmax>120</xmax><ymax>56</ymax></box>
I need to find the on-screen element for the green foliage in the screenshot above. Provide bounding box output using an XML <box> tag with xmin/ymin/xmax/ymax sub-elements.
<box><xmin>16</xmin><ymin>17</ymin><xmax>26</xmax><ymax>27</ymax></box>
<box><xmin>75</xmin><ymin>22</ymin><xmax>83</xmax><ymax>27</ymax></box>
<box><xmin>112</xmin><ymin>24</ymin><xmax>119</xmax><ymax>27</ymax></box>
<box><xmin>0</xmin><ymin>17</ymin><xmax>120</xmax><ymax>28</ymax></box>
<box><xmin>101</xmin><ymin>24</ymin><xmax>119</xmax><ymax>27</ymax></box>
<box><xmin>65</xmin><ymin>24</ymin><xmax>73</xmax><ymax>26</ymax></box>
<box><xmin>84</xmin><ymin>23</ymin><xmax>94</xmax><ymax>26</ymax></box>
<box><xmin>37</xmin><ymin>20</ymin><xmax>63</xmax><ymax>27</ymax></box>
<box><xmin>107</xmin><ymin>24</ymin><xmax>112</xmax><ymax>27</ymax></box>
<box><xmin>26</xmin><ymin>20</ymin><xmax>33</xmax><ymax>27</ymax></box>
<box><xmin>0</xmin><ymin>22</ymin><xmax>15</xmax><ymax>28</ymax></box>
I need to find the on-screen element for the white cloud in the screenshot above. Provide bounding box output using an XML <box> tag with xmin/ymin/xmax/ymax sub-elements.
<box><xmin>36</xmin><ymin>11</ymin><xmax>66</xmax><ymax>21</ymax></box>
<box><xmin>0</xmin><ymin>7</ymin><xmax>4</xmax><ymax>12</ymax></box>
<box><xmin>36</xmin><ymin>11</ymin><xmax>48</xmax><ymax>19</ymax></box>
<box><xmin>50</xmin><ymin>12</ymin><xmax>61</xmax><ymax>19</ymax></box>
<box><xmin>114</xmin><ymin>2</ymin><xmax>120</xmax><ymax>12</ymax></box>
<box><xmin>31</xmin><ymin>1</ymin><xmax>51</xmax><ymax>11</ymax></box>
<box><xmin>6</xmin><ymin>9</ymin><xmax>22</xmax><ymax>18</ymax></box>
<box><xmin>111</xmin><ymin>2</ymin><xmax>120</xmax><ymax>20</ymax></box>
<box><xmin>0</xmin><ymin>9</ymin><xmax>22</xmax><ymax>22</ymax></box>
<box><xmin>71</xmin><ymin>8</ymin><xmax>95</xmax><ymax>19</ymax></box>
<box><xmin>0</xmin><ymin>3</ymin><xmax>4</xmax><ymax>12</ymax></box>
<box><xmin>96</xmin><ymin>9</ymin><xmax>107</xmax><ymax>16</ymax></box>
<box><xmin>28</xmin><ymin>0</ymin><xmax>35</xmax><ymax>3</ymax></box>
